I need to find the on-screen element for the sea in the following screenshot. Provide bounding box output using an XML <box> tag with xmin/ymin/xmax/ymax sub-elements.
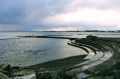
<box><xmin>0</xmin><ymin>31</ymin><xmax>120</xmax><ymax>66</ymax></box>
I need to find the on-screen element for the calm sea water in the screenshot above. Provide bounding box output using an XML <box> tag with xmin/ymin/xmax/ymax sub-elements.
<box><xmin>0</xmin><ymin>32</ymin><xmax>120</xmax><ymax>66</ymax></box>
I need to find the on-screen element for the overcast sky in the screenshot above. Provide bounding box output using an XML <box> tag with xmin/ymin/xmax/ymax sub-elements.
<box><xmin>0</xmin><ymin>0</ymin><xmax>120</xmax><ymax>31</ymax></box>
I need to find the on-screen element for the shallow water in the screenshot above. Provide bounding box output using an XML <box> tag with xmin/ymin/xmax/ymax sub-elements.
<box><xmin>0</xmin><ymin>34</ymin><xmax>86</xmax><ymax>66</ymax></box>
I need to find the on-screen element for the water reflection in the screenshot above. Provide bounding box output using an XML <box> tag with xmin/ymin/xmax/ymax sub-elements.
<box><xmin>0</xmin><ymin>38</ymin><xmax>86</xmax><ymax>66</ymax></box>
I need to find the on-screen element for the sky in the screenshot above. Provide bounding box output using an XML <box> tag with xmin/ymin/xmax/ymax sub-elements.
<box><xmin>0</xmin><ymin>0</ymin><xmax>120</xmax><ymax>31</ymax></box>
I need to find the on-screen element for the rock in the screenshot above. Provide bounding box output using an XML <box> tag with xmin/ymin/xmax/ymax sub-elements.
<box><xmin>35</xmin><ymin>68</ymin><xmax>52</xmax><ymax>79</ymax></box>
<box><xmin>87</xmin><ymin>76</ymin><xmax>103</xmax><ymax>79</ymax></box>
<box><xmin>114</xmin><ymin>70</ymin><xmax>120</xmax><ymax>79</ymax></box>
<box><xmin>58</xmin><ymin>73</ymin><xmax>73</xmax><ymax>79</ymax></box>
<box><xmin>104</xmin><ymin>76</ymin><xmax>114</xmax><ymax>79</ymax></box>
<box><xmin>0</xmin><ymin>70</ymin><xmax>11</xmax><ymax>76</ymax></box>
<box><xmin>0</xmin><ymin>72</ymin><xmax>9</xmax><ymax>79</ymax></box>
<box><xmin>0</xmin><ymin>64</ymin><xmax>11</xmax><ymax>72</ymax></box>
<box><xmin>0</xmin><ymin>64</ymin><xmax>11</xmax><ymax>76</ymax></box>
<box><xmin>11</xmin><ymin>66</ymin><xmax>21</xmax><ymax>72</ymax></box>
<box><xmin>72</xmin><ymin>76</ymin><xmax>78</xmax><ymax>79</ymax></box>
<box><xmin>35</xmin><ymin>68</ymin><xmax>78</xmax><ymax>79</ymax></box>
<box><xmin>84</xmin><ymin>75</ymin><xmax>114</xmax><ymax>79</ymax></box>
<box><xmin>12</xmin><ymin>68</ymin><xmax>35</xmax><ymax>77</ymax></box>
<box><xmin>52</xmin><ymin>74</ymin><xmax>61</xmax><ymax>79</ymax></box>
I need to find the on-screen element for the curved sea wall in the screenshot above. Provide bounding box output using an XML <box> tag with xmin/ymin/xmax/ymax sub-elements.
<box><xmin>27</xmin><ymin>35</ymin><xmax>120</xmax><ymax>78</ymax></box>
<box><xmin>1</xmin><ymin>35</ymin><xmax>120</xmax><ymax>79</ymax></box>
<box><xmin>67</xmin><ymin>36</ymin><xmax>120</xmax><ymax>78</ymax></box>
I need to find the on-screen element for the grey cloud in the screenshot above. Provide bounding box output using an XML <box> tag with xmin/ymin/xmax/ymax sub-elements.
<box><xmin>0</xmin><ymin>0</ymin><xmax>25</xmax><ymax>24</ymax></box>
<box><xmin>0</xmin><ymin>0</ymin><xmax>72</xmax><ymax>25</ymax></box>
<box><xmin>22</xmin><ymin>0</ymin><xmax>72</xmax><ymax>25</ymax></box>
<box><xmin>0</xmin><ymin>0</ymin><xmax>119</xmax><ymax>31</ymax></box>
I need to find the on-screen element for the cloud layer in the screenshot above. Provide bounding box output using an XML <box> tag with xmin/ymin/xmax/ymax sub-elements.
<box><xmin>0</xmin><ymin>0</ymin><xmax>120</xmax><ymax>31</ymax></box>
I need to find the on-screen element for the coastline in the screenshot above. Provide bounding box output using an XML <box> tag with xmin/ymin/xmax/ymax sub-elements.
<box><xmin>25</xmin><ymin>36</ymin><xmax>120</xmax><ymax>78</ymax></box>
<box><xmin>29</xmin><ymin>55</ymin><xmax>87</xmax><ymax>72</ymax></box>
<box><xmin>1</xmin><ymin>35</ymin><xmax>120</xmax><ymax>79</ymax></box>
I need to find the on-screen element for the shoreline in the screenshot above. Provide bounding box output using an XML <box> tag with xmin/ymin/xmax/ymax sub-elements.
<box><xmin>24</xmin><ymin>36</ymin><xmax>120</xmax><ymax>77</ymax></box>
<box><xmin>1</xmin><ymin>35</ymin><xmax>120</xmax><ymax>79</ymax></box>
<box><xmin>28</xmin><ymin>55</ymin><xmax>87</xmax><ymax>73</ymax></box>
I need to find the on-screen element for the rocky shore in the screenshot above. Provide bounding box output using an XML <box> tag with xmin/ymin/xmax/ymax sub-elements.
<box><xmin>28</xmin><ymin>35</ymin><xmax>120</xmax><ymax>79</ymax></box>
<box><xmin>1</xmin><ymin>63</ymin><xmax>120</xmax><ymax>79</ymax></box>
<box><xmin>0</xmin><ymin>64</ymin><xmax>120</xmax><ymax>79</ymax></box>
<box><xmin>0</xmin><ymin>64</ymin><xmax>78</xmax><ymax>79</ymax></box>
<box><xmin>1</xmin><ymin>35</ymin><xmax>120</xmax><ymax>79</ymax></box>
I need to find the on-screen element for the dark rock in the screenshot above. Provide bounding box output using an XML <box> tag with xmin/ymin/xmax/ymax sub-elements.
<box><xmin>0</xmin><ymin>72</ymin><xmax>9</xmax><ymax>79</ymax></box>
<box><xmin>114</xmin><ymin>70</ymin><xmax>120</xmax><ymax>79</ymax></box>
<box><xmin>35</xmin><ymin>68</ymin><xmax>78</xmax><ymax>79</ymax></box>
<box><xmin>104</xmin><ymin>76</ymin><xmax>114</xmax><ymax>79</ymax></box>
<box><xmin>58</xmin><ymin>73</ymin><xmax>73</xmax><ymax>79</ymax></box>
<box><xmin>87</xmin><ymin>76</ymin><xmax>103</xmax><ymax>79</ymax></box>
<box><xmin>52</xmin><ymin>73</ymin><xmax>61</xmax><ymax>79</ymax></box>
<box><xmin>11</xmin><ymin>66</ymin><xmax>21</xmax><ymax>72</ymax></box>
<box><xmin>12</xmin><ymin>68</ymin><xmax>35</xmax><ymax>77</ymax></box>
<box><xmin>0</xmin><ymin>70</ymin><xmax>11</xmax><ymax>76</ymax></box>
<box><xmin>0</xmin><ymin>64</ymin><xmax>11</xmax><ymax>72</ymax></box>
<box><xmin>72</xmin><ymin>76</ymin><xmax>78</xmax><ymax>79</ymax></box>
<box><xmin>35</xmin><ymin>68</ymin><xmax>52</xmax><ymax>79</ymax></box>
<box><xmin>0</xmin><ymin>64</ymin><xmax>11</xmax><ymax>76</ymax></box>
<box><xmin>85</xmin><ymin>76</ymin><xmax>114</xmax><ymax>79</ymax></box>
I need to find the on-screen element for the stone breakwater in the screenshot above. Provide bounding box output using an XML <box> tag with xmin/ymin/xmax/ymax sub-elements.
<box><xmin>67</xmin><ymin>36</ymin><xmax>120</xmax><ymax>79</ymax></box>
<box><xmin>26</xmin><ymin>36</ymin><xmax>120</xmax><ymax>79</ymax></box>
<box><xmin>1</xmin><ymin>35</ymin><xmax>120</xmax><ymax>79</ymax></box>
